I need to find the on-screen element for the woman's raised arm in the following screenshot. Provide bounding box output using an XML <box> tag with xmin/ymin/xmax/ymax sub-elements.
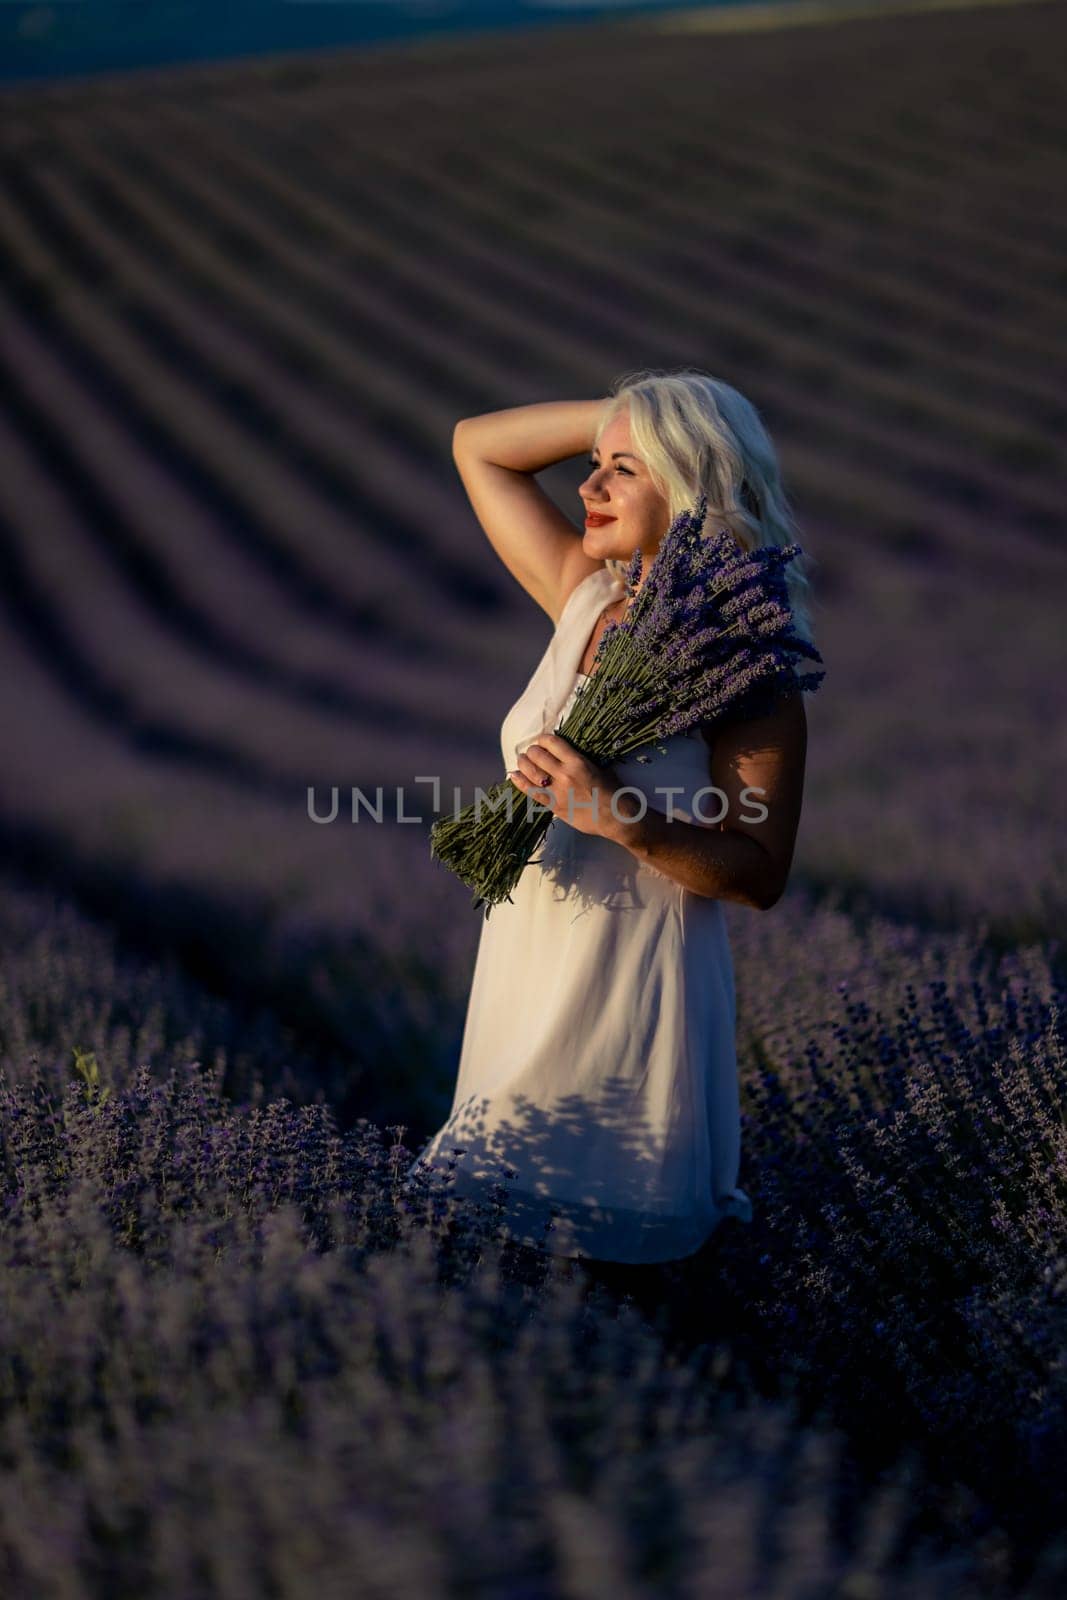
<box><xmin>453</xmin><ymin>399</ymin><xmax>608</xmax><ymax>621</ymax></box>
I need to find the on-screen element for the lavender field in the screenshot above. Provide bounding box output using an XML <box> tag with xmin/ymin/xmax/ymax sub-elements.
<box><xmin>1</xmin><ymin>0</ymin><xmax>1066</xmax><ymax>1593</ymax></box>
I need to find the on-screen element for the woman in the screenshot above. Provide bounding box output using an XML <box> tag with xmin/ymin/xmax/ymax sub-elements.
<box><xmin>408</xmin><ymin>368</ymin><xmax>814</xmax><ymax>1269</ymax></box>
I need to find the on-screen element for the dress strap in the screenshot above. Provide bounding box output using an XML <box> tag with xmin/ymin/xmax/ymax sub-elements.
<box><xmin>543</xmin><ymin>566</ymin><xmax>624</xmax><ymax>729</ymax></box>
<box><xmin>499</xmin><ymin>566</ymin><xmax>624</xmax><ymax>772</ymax></box>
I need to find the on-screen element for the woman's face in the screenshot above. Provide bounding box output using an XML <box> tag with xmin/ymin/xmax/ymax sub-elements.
<box><xmin>579</xmin><ymin>408</ymin><xmax>670</xmax><ymax>580</ymax></box>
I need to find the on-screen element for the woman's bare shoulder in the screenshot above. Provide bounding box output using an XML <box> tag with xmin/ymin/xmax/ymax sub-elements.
<box><xmin>549</xmin><ymin>552</ymin><xmax>614</xmax><ymax>624</ymax></box>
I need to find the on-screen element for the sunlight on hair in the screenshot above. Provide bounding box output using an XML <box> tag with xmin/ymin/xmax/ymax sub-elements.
<box><xmin>596</xmin><ymin>368</ymin><xmax>819</xmax><ymax>649</ymax></box>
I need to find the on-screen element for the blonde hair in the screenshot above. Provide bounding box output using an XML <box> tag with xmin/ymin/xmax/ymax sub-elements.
<box><xmin>596</xmin><ymin>367</ymin><xmax>819</xmax><ymax>648</ymax></box>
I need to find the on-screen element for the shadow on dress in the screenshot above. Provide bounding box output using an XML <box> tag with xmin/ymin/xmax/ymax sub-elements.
<box><xmin>526</xmin><ymin>810</ymin><xmax>683</xmax><ymax>916</ymax></box>
<box><xmin>403</xmin><ymin>1074</ymin><xmax>752</xmax><ymax>1270</ymax></box>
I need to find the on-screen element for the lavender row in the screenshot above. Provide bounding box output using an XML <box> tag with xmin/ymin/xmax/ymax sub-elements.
<box><xmin>0</xmin><ymin>863</ymin><xmax>1065</xmax><ymax>1589</ymax></box>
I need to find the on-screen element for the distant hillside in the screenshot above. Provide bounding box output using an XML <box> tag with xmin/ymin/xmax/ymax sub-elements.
<box><xmin>0</xmin><ymin>0</ymin><xmax>803</xmax><ymax>86</ymax></box>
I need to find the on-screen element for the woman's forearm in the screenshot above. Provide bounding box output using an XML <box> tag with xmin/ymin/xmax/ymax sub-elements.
<box><xmin>602</xmin><ymin>795</ymin><xmax>783</xmax><ymax>911</ymax></box>
<box><xmin>454</xmin><ymin>399</ymin><xmax>607</xmax><ymax>474</ymax></box>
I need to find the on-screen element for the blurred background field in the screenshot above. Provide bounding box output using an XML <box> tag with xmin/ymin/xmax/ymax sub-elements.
<box><xmin>1</xmin><ymin>2</ymin><xmax>1067</xmax><ymax>1592</ymax></box>
<box><xmin>1</xmin><ymin>0</ymin><xmax>1063</xmax><ymax>1135</ymax></box>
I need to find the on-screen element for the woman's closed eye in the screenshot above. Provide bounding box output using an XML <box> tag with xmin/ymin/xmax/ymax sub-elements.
<box><xmin>587</xmin><ymin>457</ymin><xmax>633</xmax><ymax>475</ymax></box>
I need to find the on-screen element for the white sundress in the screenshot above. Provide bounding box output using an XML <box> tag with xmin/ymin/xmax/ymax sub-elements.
<box><xmin>407</xmin><ymin>564</ymin><xmax>753</xmax><ymax>1264</ymax></box>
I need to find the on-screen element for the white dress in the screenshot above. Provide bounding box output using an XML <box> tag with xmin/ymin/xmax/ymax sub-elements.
<box><xmin>407</xmin><ymin>565</ymin><xmax>753</xmax><ymax>1264</ymax></box>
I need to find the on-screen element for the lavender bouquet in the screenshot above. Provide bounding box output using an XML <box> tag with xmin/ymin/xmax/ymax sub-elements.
<box><xmin>430</xmin><ymin>494</ymin><xmax>825</xmax><ymax>917</ymax></box>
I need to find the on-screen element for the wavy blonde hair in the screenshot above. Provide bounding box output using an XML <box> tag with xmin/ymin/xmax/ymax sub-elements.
<box><xmin>596</xmin><ymin>367</ymin><xmax>819</xmax><ymax>648</ymax></box>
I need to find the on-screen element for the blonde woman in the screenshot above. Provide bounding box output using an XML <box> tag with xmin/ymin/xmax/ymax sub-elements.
<box><xmin>410</xmin><ymin>369</ymin><xmax>814</xmax><ymax>1270</ymax></box>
